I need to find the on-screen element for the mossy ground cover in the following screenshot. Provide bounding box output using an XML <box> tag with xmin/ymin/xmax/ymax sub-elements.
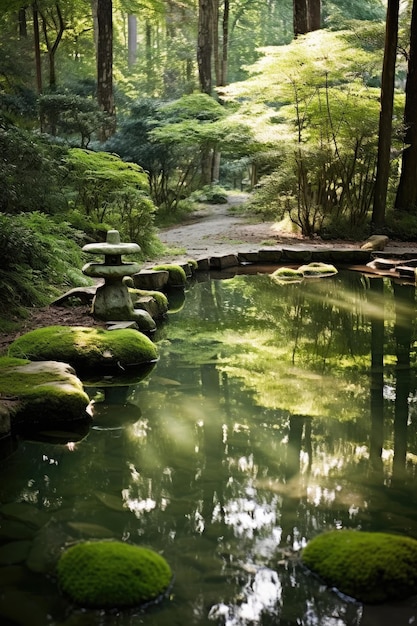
<box><xmin>302</xmin><ymin>530</ymin><xmax>417</xmax><ymax>603</ymax></box>
<box><xmin>57</xmin><ymin>540</ymin><xmax>172</xmax><ymax>609</ymax></box>
<box><xmin>8</xmin><ymin>326</ymin><xmax>158</xmax><ymax>374</ymax></box>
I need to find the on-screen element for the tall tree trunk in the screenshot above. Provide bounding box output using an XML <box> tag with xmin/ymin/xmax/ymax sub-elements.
<box><xmin>198</xmin><ymin>0</ymin><xmax>213</xmax><ymax>94</ymax></box>
<box><xmin>32</xmin><ymin>3</ymin><xmax>42</xmax><ymax>94</ymax></box>
<box><xmin>372</xmin><ymin>0</ymin><xmax>400</xmax><ymax>229</ymax></box>
<box><xmin>145</xmin><ymin>21</ymin><xmax>152</xmax><ymax>89</ymax></box>
<box><xmin>213</xmin><ymin>0</ymin><xmax>220</xmax><ymax>86</ymax></box>
<box><xmin>91</xmin><ymin>0</ymin><xmax>98</xmax><ymax>56</ymax></box>
<box><xmin>220</xmin><ymin>0</ymin><xmax>229</xmax><ymax>86</ymax></box>
<box><xmin>293</xmin><ymin>0</ymin><xmax>308</xmax><ymax>37</ymax></box>
<box><xmin>307</xmin><ymin>0</ymin><xmax>321</xmax><ymax>31</ymax></box>
<box><xmin>40</xmin><ymin>3</ymin><xmax>65</xmax><ymax>90</ymax></box>
<box><xmin>97</xmin><ymin>0</ymin><xmax>115</xmax><ymax>140</ymax></box>
<box><xmin>127</xmin><ymin>14</ymin><xmax>137</xmax><ymax>67</ymax></box>
<box><xmin>18</xmin><ymin>7</ymin><xmax>27</xmax><ymax>38</ymax></box>
<box><xmin>395</xmin><ymin>0</ymin><xmax>417</xmax><ymax>211</ymax></box>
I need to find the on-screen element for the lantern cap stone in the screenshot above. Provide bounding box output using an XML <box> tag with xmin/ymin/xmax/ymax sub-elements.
<box><xmin>82</xmin><ymin>230</ymin><xmax>140</xmax><ymax>256</ymax></box>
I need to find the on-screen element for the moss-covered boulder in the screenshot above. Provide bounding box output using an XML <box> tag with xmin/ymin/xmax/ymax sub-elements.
<box><xmin>301</xmin><ymin>530</ymin><xmax>417</xmax><ymax>604</ymax></box>
<box><xmin>298</xmin><ymin>262</ymin><xmax>338</xmax><ymax>277</ymax></box>
<box><xmin>152</xmin><ymin>264</ymin><xmax>187</xmax><ymax>288</ymax></box>
<box><xmin>57</xmin><ymin>540</ymin><xmax>172</xmax><ymax>609</ymax></box>
<box><xmin>0</xmin><ymin>357</ymin><xmax>89</xmax><ymax>428</ymax></box>
<box><xmin>129</xmin><ymin>288</ymin><xmax>169</xmax><ymax>319</ymax></box>
<box><xmin>8</xmin><ymin>327</ymin><xmax>158</xmax><ymax>375</ymax></box>
<box><xmin>270</xmin><ymin>267</ymin><xmax>304</xmax><ymax>284</ymax></box>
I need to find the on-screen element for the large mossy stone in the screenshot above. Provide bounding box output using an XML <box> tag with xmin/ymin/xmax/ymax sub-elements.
<box><xmin>152</xmin><ymin>264</ymin><xmax>187</xmax><ymax>288</ymax></box>
<box><xmin>0</xmin><ymin>357</ymin><xmax>89</xmax><ymax>427</ymax></box>
<box><xmin>8</xmin><ymin>327</ymin><xmax>158</xmax><ymax>375</ymax></box>
<box><xmin>57</xmin><ymin>540</ymin><xmax>172</xmax><ymax>609</ymax></box>
<box><xmin>301</xmin><ymin>530</ymin><xmax>417</xmax><ymax>604</ymax></box>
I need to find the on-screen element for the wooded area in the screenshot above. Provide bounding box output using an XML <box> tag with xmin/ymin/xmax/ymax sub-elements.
<box><xmin>0</xmin><ymin>0</ymin><xmax>416</xmax><ymax>319</ymax></box>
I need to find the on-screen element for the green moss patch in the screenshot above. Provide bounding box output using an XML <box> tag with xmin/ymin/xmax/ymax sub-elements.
<box><xmin>152</xmin><ymin>264</ymin><xmax>187</xmax><ymax>287</ymax></box>
<box><xmin>8</xmin><ymin>326</ymin><xmax>158</xmax><ymax>375</ymax></box>
<box><xmin>57</xmin><ymin>540</ymin><xmax>172</xmax><ymax>609</ymax></box>
<box><xmin>301</xmin><ymin>530</ymin><xmax>417</xmax><ymax>603</ymax></box>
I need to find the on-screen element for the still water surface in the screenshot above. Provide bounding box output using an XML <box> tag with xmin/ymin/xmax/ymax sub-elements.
<box><xmin>2</xmin><ymin>270</ymin><xmax>417</xmax><ymax>625</ymax></box>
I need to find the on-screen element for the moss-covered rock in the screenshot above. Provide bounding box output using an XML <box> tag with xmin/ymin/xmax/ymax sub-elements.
<box><xmin>270</xmin><ymin>267</ymin><xmax>304</xmax><ymax>284</ymax></box>
<box><xmin>57</xmin><ymin>540</ymin><xmax>172</xmax><ymax>609</ymax></box>
<box><xmin>0</xmin><ymin>357</ymin><xmax>89</xmax><ymax>427</ymax></box>
<box><xmin>301</xmin><ymin>530</ymin><xmax>417</xmax><ymax>603</ymax></box>
<box><xmin>298</xmin><ymin>262</ymin><xmax>338</xmax><ymax>277</ymax></box>
<box><xmin>8</xmin><ymin>326</ymin><xmax>158</xmax><ymax>375</ymax></box>
<box><xmin>129</xmin><ymin>289</ymin><xmax>169</xmax><ymax>319</ymax></box>
<box><xmin>152</xmin><ymin>264</ymin><xmax>187</xmax><ymax>288</ymax></box>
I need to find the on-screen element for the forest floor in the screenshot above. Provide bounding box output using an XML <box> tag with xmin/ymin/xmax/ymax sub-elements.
<box><xmin>1</xmin><ymin>192</ymin><xmax>416</xmax><ymax>354</ymax></box>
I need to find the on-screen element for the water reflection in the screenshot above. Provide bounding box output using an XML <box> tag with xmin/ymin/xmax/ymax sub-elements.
<box><xmin>1</xmin><ymin>272</ymin><xmax>417</xmax><ymax>625</ymax></box>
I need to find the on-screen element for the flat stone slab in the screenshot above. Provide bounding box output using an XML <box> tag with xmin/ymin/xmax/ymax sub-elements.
<box><xmin>210</xmin><ymin>254</ymin><xmax>239</xmax><ymax>269</ymax></box>
<box><xmin>133</xmin><ymin>270</ymin><xmax>169</xmax><ymax>290</ymax></box>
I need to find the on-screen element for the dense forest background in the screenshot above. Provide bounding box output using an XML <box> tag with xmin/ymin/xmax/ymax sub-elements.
<box><xmin>0</xmin><ymin>0</ymin><xmax>416</xmax><ymax>322</ymax></box>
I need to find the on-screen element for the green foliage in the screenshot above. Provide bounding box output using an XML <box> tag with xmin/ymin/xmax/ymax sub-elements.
<box><xmin>222</xmin><ymin>26</ymin><xmax>403</xmax><ymax>237</ymax></box>
<box><xmin>384</xmin><ymin>210</ymin><xmax>417</xmax><ymax>240</ymax></box>
<box><xmin>57</xmin><ymin>540</ymin><xmax>172</xmax><ymax>608</ymax></box>
<box><xmin>64</xmin><ymin>148</ymin><xmax>161</xmax><ymax>255</ymax></box>
<box><xmin>302</xmin><ymin>530</ymin><xmax>417</xmax><ymax>603</ymax></box>
<box><xmin>0</xmin><ymin>212</ymin><xmax>89</xmax><ymax>317</ymax></box>
<box><xmin>8</xmin><ymin>326</ymin><xmax>158</xmax><ymax>374</ymax></box>
<box><xmin>190</xmin><ymin>184</ymin><xmax>228</xmax><ymax>204</ymax></box>
<box><xmin>39</xmin><ymin>93</ymin><xmax>106</xmax><ymax>147</ymax></box>
<box><xmin>107</xmin><ymin>95</ymin><xmax>253</xmax><ymax>215</ymax></box>
<box><xmin>0</xmin><ymin>122</ymin><xmax>67</xmax><ymax>214</ymax></box>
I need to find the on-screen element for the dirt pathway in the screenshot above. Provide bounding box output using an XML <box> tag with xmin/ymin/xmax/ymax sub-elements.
<box><xmin>155</xmin><ymin>193</ymin><xmax>306</xmax><ymax>263</ymax></box>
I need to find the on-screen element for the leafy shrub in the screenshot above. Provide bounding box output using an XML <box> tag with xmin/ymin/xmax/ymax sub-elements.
<box><xmin>190</xmin><ymin>185</ymin><xmax>228</xmax><ymax>204</ymax></box>
<box><xmin>0</xmin><ymin>212</ymin><xmax>90</xmax><ymax>317</ymax></box>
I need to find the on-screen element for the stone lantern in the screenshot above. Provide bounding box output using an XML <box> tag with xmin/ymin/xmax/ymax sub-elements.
<box><xmin>82</xmin><ymin>230</ymin><xmax>154</xmax><ymax>329</ymax></box>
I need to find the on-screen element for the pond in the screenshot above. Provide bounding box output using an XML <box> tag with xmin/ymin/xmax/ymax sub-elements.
<box><xmin>1</xmin><ymin>270</ymin><xmax>417</xmax><ymax>626</ymax></box>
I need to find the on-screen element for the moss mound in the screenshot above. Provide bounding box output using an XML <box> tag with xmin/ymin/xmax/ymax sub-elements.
<box><xmin>270</xmin><ymin>267</ymin><xmax>304</xmax><ymax>284</ymax></box>
<box><xmin>298</xmin><ymin>262</ymin><xmax>338</xmax><ymax>277</ymax></box>
<box><xmin>8</xmin><ymin>326</ymin><xmax>158</xmax><ymax>375</ymax></box>
<box><xmin>302</xmin><ymin>530</ymin><xmax>417</xmax><ymax>603</ymax></box>
<box><xmin>57</xmin><ymin>540</ymin><xmax>172</xmax><ymax>609</ymax></box>
<box><xmin>152</xmin><ymin>264</ymin><xmax>187</xmax><ymax>287</ymax></box>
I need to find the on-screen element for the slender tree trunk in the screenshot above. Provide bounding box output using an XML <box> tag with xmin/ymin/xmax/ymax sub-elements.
<box><xmin>307</xmin><ymin>0</ymin><xmax>321</xmax><ymax>31</ymax></box>
<box><xmin>220</xmin><ymin>0</ymin><xmax>229</xmax><ymax>85</ymax></box>
<box><xmin>372</xmin><ymin>0</ymin><xmax>400</xmax><ymax>229</ymax></box>
<box><xmin>293</xmin><ymin>0</ymin><xmax>308</xmax><ymax>37</ymax></box>
<box><xmin>395</xmin><ymin>0</ymin><xmax>417</xmax><ymax>211</ymax></box>
<box><xmin>91</xmin><ymin>0</ymin><xmax>98</xmax><ymax>56</ymax></box>
<box><xmin>40</xmin><ymin>3</ymin><xmax>65</xmax><ymax>90</ymax></box>
<box><xmin>97</xmin><ymin>0</ymin><xmax>115</xmax><ymax>140</ymax></box>
<box><xmin>32</xmin><ymin>3</ymin><xmax>42</xmax><ymax>94</ymax></box>
<box><xmin>198</xmin><ymin>0</ymin><xmax>213</xmax><ymax>94</ymax></box>
<box><xmin>127</xmin><ymin>14</ymin><xmax>137</xmax><ymax>67</ymax></box>
<box><xmin>18</xmin><ymin>7</ymin><xmax>27</xmax><ymax>38</ymax></box>
<box><xmin>213</xmin><ymin>0</ymin><xmax>220</xmax><ymax>85</ymax></box>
